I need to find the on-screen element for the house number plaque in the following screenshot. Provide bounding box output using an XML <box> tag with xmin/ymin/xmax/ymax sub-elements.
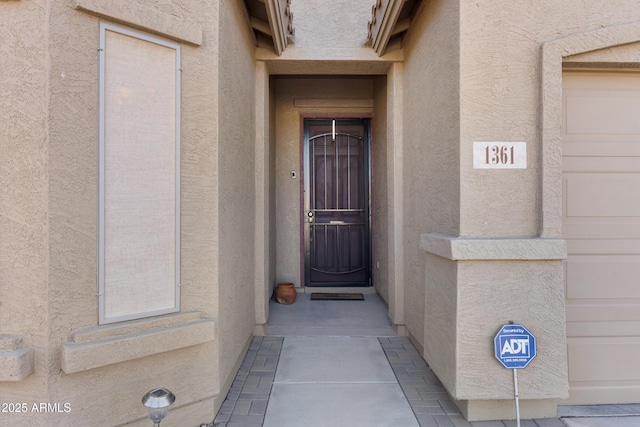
<box><xmin>473</xmin><ymin>141</ymin><xmax>527</xmax><ymax>169</ymax></box>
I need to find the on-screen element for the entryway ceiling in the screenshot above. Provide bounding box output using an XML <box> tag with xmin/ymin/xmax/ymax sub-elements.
<box><xmin>243</xmin><ymin>0</ymin><xmax>421</xmax><ymax>57</ymax></box>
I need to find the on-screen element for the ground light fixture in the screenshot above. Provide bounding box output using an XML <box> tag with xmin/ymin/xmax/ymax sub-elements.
<box><xmin>142</xmin><ymin>387</ymin><xmax>175</xmax><ymax>427</ymax></box>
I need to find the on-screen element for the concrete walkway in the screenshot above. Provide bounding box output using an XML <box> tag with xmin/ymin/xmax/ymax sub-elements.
<box><xmin>212</xmin><ymin>292</ymin><xmax>640</xmax><ymax>427</ymax></box>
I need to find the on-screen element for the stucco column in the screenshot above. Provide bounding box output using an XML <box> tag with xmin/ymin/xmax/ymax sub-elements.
<box><xmin>420</xmin><ymin>234</ymin><xmax>569</xmax><ymax>421</ymax></box>
<box><xmin>386</xmin><ymin>62</ymin><xmax>405</xmax><ymax>331</ymax></box>
<box><xmin>254</xmin><ymin>61</ymin><xmax>271</xmax><ymax>332</ymax></box>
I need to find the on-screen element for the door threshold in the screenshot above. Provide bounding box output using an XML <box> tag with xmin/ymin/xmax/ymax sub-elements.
<box><xmin>301</xmin><ymin>287</ymin><xmax>377</xmax><ymax>294</ymax></box>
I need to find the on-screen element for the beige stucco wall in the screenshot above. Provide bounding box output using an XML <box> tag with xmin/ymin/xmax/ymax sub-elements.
<box><xmin>0</xmin><ymin>0</ymin><xmax>50</xmax><ymax>409</ymax></box>
<box><xmin>52</xmin><ymin>1</ymin><xmax>219</xmax><ymax>425</ymax></box>
<box><xmin>46</xmin><ymin>4</ymin><xmax>212</xmax><ymax>425</ymax></box>
<box><xmin>459</xmin><ymin>0</ymin><xmax>640</xmax><ymax>238</ymax></box>
<box><xmin>0</xmin><ymin>0</ymin><xmax>257</xmax><ymax>425</ymax></box>
<box><xmin>455</xmin><ymin>260</ymin><xmax>567</xmax><ymax>398</ymax></box>
<box><xmin>289</xmin><ymin>0</ymin><xmax>371</xmax><ymax>51</ymax></box>
<box><xmin>216</xmin><ymin>0</ymin><xmax>258</xmax><ymax>406</ymax></box>
<box><xmin>401</xmin><ymin>0</ymin><xmax>461</xmax><ymax>352</ymax></box>
<box><xmin>253</xmin><ymin>63</ymin><xmax>277</xmax><ymax>330</ymax></box>
<box><xmin>372</xmin><ymin>76</ymin><xmax>389</xmax><ymax>301</ymax></box>
<box><xmin>371</xmin><ymin>64</ymin><xmax>406</xmax><ymax>331</ymax></box>
<box><xmin>407</xmin><ymin>0</ymin><xmax>640</xmax><ymax>420</ymax></box>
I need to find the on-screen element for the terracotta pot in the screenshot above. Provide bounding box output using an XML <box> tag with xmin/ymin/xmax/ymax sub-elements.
<box><xmin>275</xmin><ymin>282</ymin><xmax>297</xmax><ymax>305</ymax></box>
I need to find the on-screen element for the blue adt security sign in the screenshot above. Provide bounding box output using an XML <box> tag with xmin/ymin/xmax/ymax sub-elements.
<box><xmin>494</xmin><ymin>324</ymin><xmax>536</xmax><ymax>369</ymax></box>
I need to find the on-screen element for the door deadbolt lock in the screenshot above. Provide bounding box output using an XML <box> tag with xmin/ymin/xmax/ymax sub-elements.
<box><xmin>307</xmin><ymin>211</ymin><xmax>314</xmax><ymax>217</ymax></box>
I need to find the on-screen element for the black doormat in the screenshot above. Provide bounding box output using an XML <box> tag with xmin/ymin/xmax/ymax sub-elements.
<box><xmin>310</xmin><ymin>293</ymin><xmax>365</xmax><ymax>301</ymax></box>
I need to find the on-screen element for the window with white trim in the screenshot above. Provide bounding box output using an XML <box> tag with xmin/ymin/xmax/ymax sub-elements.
<box><xmin>98</xmin><ymin>23</ymin><xmax>181</xmax><ymax>324</ymax></box>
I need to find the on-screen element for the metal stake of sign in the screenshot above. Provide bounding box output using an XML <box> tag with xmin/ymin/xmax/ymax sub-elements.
<box><xmin>513</xmin><ymin>368</ymin><xmax>521</xmax><ymax>427</ymax></box>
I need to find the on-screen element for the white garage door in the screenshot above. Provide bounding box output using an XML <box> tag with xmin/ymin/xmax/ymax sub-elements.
<box><xmin>563</xmin><ymin>72</ymin><xmax>640</xmax><ymax>404</ymax></box>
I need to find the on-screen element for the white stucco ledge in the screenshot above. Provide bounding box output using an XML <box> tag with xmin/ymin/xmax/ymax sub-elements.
<box><xmin>74</xmin><ymin>0</ymin><xmax>203</xmax><ymax>46</ymax></box>
<box><xmin>61</xmin><ymin>311</ymin><xmax>215</xmax><ymax>374</ymax></box>
<box><xmin>0</xmin><ymin>335</ymin><xmax>34</xmax><ymax>381</ymax></box>
<box><xmin>420</xmin><ymin>233</ymin><xmax>567</xmax><ymax>261</ymax></box>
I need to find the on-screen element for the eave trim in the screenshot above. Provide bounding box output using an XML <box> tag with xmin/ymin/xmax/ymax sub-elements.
<box><xmin>368</xmin><ymin>0</ymin><xmax>406</xmax><ymax>56</ymax></box>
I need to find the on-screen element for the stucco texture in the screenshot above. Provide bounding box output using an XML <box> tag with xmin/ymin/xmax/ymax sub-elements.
<box><xmin>0</xmin><ymin>0</ymin><xmax>50</xmax><ymax>409</ymax></box>
<box><xmin>459</xmin><ymin>0</ymin><xmax>640</xmax><ymax>237</ymax></box>
<box><xmin>372</xmin><ymin>76</ymin><xmax>389</xmax><ymax>303</ymax></box>
<box><xmin>0</xmin><ymin>0</ymin><xmax>237</xmax><ymax>425</ymax></box>
<box><xmin>402</xmin><ymin>0</ymin><xmax>461</xmax><ymax>351</ymax></box>
<box><xmin>456</xmin><ymin>260</ymin><xmax>567</xmax><ymax>399</ymax></box>
<box><xmin>216</xmin><ymin>0</ymin><xmax>258</xmax><ymax>403</ymax></box>
<box><xmin>280</xmin><ymin>0</ymin><xmax>373</xmax><ymax>57</ymax></box>
<box><xmin>410</xmin><ymin>0</ymin><xmax>640</xmax><ymax>417</ymax></box>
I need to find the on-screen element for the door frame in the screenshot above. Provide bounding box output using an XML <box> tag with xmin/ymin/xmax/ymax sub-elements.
<box><xmin>299</xmin><ymin>113</ymin><xmax>374</xmax><ymax>287</ymax></box>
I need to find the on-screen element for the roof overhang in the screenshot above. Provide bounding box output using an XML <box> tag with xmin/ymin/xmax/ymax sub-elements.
<box><xmin>243</xmin><ymin>0</ymin><xmax>294</xmax><ymax>56</ymax></box>
<box><xmin>368</xmin><ymin>0</ymin><xmax>419</xmax><ymax>56</ymax></box>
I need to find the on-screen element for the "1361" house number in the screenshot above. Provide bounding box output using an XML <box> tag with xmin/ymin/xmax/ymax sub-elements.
<box><xmin>473</xmin><ymin>141</ymin><xmax>527</xmax><ymax>169</ymax></box>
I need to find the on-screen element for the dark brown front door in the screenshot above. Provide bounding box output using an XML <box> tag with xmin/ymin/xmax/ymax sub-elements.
<box><xmin>304</xmin><ymin>119</ymin><xmax>371</xmax><ymax>287</ymax></box>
